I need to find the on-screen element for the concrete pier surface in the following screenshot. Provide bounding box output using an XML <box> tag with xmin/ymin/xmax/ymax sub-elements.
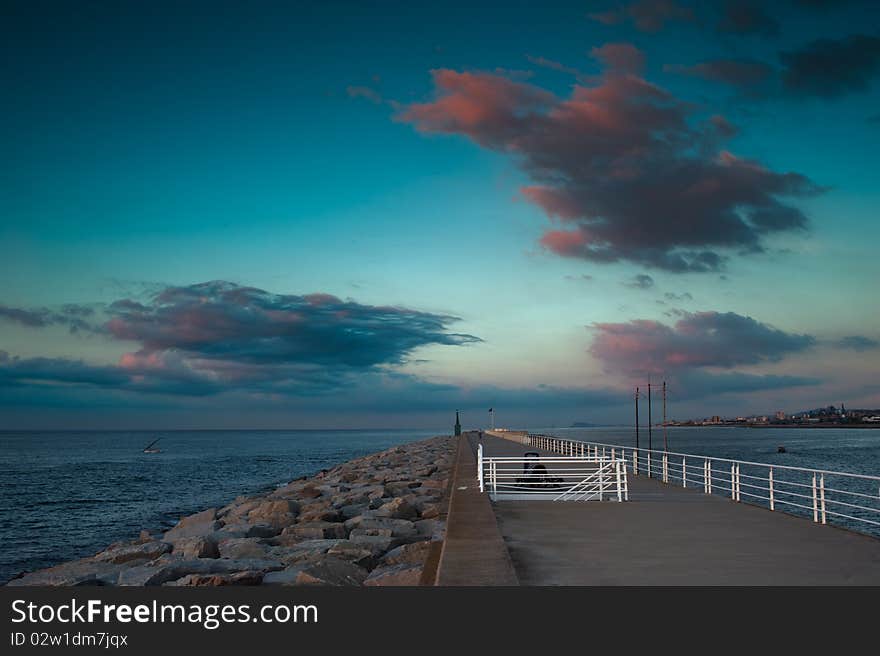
<box><xmin>478</xmin><ymin>433</ymin><xmax>880</xmax><ymax>585</ymax></box>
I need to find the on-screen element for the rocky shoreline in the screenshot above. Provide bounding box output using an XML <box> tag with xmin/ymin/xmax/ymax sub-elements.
<box><xmin>7</xmin><ymin>435</ymin><xmax>455</xmax><ymax>587</ymax></box>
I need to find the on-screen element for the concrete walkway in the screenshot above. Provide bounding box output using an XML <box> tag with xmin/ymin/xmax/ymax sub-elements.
<box><xmin>434</xmin><ymin>434</ymin><xmax>518</xmax><ymax>586</ymax></box>
<box><xmin>480</xmin><ymin>433</ymin><xmax>880</xmax><ymax>585</ymax></box>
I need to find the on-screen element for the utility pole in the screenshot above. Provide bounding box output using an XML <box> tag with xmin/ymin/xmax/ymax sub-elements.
<box><xmin>634</xmin><ymin>387</ymin><xmax>640</xmax><ymax>450</ymax></box>
<box><xmin>648</xmin><ymin>381</ymin><xmax>653</xmax><ymax>453</ymax></box>
<box><xmin>663</xmin><ymin>380</ymin><xmax>668</xmax><ymax>452</ymax></box>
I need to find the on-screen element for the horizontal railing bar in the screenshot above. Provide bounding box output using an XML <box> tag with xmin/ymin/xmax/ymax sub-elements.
<box><xmin>530</xmin><ymin>436</ymin><xmax>880</xmax><ymax>481</ymax></box>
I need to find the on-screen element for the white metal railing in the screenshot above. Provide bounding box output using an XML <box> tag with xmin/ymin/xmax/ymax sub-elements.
<box><xmin>477</xmin><ymin>443</ymin><xmax>628</xmax><ymax>502</ymax></box>
<box><xmin>522</xmin><ymin>433</ymin><xmax>880</xmax><ymax>536</ymax></box>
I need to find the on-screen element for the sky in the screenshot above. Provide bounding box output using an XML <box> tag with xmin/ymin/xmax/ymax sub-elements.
<box><xmin>1</xmin><ymin>0</ymin><xmax>879</xmax><ymax>429</ymax></box>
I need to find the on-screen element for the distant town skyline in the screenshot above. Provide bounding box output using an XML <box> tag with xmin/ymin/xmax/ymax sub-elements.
<box><xmin>2</xmin><ymin>1</ymin><xmax>879</xmax><ymax>428</ymax></box>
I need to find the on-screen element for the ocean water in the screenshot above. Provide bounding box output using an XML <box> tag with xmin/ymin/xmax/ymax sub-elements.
<box><xmin>0</xmin><ymin>429</ymin><xmax>441</xmax><ymax>584</ymax></box>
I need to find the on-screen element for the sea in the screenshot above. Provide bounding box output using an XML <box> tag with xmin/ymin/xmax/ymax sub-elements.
<box><xmin>1</xmin><ymin>426</ymin><xmax>878</xmax><ymax>584</ymax></box>
<box><xmin>0</xmin><ymin>429</ymin><xmax>440</xmax><ymax>584</ymax></box>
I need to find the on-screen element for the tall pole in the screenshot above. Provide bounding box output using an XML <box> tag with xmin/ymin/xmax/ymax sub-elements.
<box><xmin>648</xmin><ymin>381</ymin><xmax>653</xmax><ymax>453</ymax></box>
<box><xmin>663</xmin><ymin>380</ymin><xmax>668</xmax><ymax>452</ymax></box>
<box><xmin>634</xmin><ymin>387</ymin><xmax>640</xmax><ymax>450</ymax></box>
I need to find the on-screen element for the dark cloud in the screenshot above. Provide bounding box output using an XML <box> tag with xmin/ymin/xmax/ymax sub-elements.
<box><xmin>716</xmin><ymin>1</ymin><xmax>780</xmax><ymax>37</ymax></box>
<box><xmin>625</xmin><ymin>274</ymin><xmax>655</xmax><ymax>289</ymax></box>
<box><xmin>664</xmin><ymin>292</ymin><xmax>693</xmax><ymax>301</ymax></box>
<box><xmin>589</xmin><ymin>311</ymin><xmax>815</xmax><ymax>376</ymax></box>
<box><xmin>0</xmin><ymin>282</ymin><xmax>482</xmax><ymax>398</ymax></box>
<box><xmin>667</xmin><ymin>59</ymin><xmax>776</xmax><ymax>96</ymax></box>
<box><xmin>836</xmin><ymin>335</ymin><xmax>880</xmax><ymax>351</ymax></box>
<box><xmin>0</xmin><ymin>304</ymin><xmax>95</xmax><ymax>333</ymax></box>
<box><xmin>589</xmin><ymin>0</ymin><xmax>694</xmax><ymax>32</ymax></box>
<box><xmin>564</xmin><ymin>274</ymin><xmax>594</xmax><ymax>282</ymax></box>
<box><xmin>674</xmin><ymin>370</ymin><xmax>821</xmax><ymax>400</ymax></box>
<box><xmin>399</xmin><ymin>50</ymin><xmax>819</xmax><ymax>273</ymax></box>
<box><xmin>779</xmin><ymin>34</ymin><xmax>880</xmax><ymax>99</ymax></box>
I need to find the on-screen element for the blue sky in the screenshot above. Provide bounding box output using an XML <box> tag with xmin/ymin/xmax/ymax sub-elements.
<box><xmin>1</xmin><ymin>1</ymin><xmax>879</xmax><ymax>428</ymax></box>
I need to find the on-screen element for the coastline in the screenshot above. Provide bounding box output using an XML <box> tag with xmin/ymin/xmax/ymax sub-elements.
<box><xmin>6</xmin><ymin>435</ymin><xmax>454</xmax><ymax>587</ymax></box>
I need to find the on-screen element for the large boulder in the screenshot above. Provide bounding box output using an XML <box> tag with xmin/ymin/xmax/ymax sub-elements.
<box><xmin>217</xmin><ymin>538</ymin><xmax>270</xmax><ymax>560</ymax></box>
<box><xmin>163</xmin><ymin>508</ymin><xmax>221</xmax><ymax>542</ymax></box>
<box><xmin>94</xmin><ymin>540</ymin><xmax>171</xmax><ymax>564</ymax></box>
<box><xmin>248</xmin><ymin>499</ymin><xmax>299</xmax><ymax>528</ymax></box>
<box><xmin>118</xmin><ymin>558</ymin><xmax>283</xmax><ymax>586</ymax></box>
<box><xmin>374</xmin><ymin>497</ymin><xmax>418</xmax><ymax>520</ymax></box>
<box><xmin>166</xmin><ymin>571</ymin><xmax>264</xmax><ymax>586</ymax></box>
<box><xmin>381</xmin><ymin>540</ymin><xmax>431</xmax><ymax>567</ymax></box>
<box><xmin>294</xmin><ymin>557</ymin><xmax>368</xmax><ymax>586</ymax></box>
<box><xmin>364</xmin><ymin>563</ymin><xmax>423</xmax><ymax>586</ymax></box>
<box><xmin>282</xmin><ymin>521</ymin><xmax>347</xmax><ymax>541</ymax></box>
<box><xmin>7</xmin><ymin>559</ymin><xmax>128</xmax><ymax>587</ymax></box>
<box><xmin>172</xmin><ymin>536</ymin><xmax>219</xmax><ymax>559</ymax></box>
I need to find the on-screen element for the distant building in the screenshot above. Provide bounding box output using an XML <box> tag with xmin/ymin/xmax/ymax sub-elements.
<box><xmin>775</xmin><ymin>410</ymin><xmax>786</xmax><ymax>421</ymax></box>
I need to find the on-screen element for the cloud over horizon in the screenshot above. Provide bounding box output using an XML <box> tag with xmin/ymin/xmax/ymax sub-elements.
<box><xmin>589</xmin><ymin>310</ymin><xmax>816</xmax><ymax>377</ymax></box>
<box><xmin>398</xmin><ymin>45</ymin><xmax>820</xmax><ymax>273</ymax></box>
<box><xmin>0</xmin><ymin>281</ymin><xmax>482</xmax><ymax>398</ymax></box>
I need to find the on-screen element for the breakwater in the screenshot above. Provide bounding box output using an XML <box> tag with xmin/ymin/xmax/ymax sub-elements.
<box><xmin>7</xmin><ymin>435</ymin><xmax>454</xmax><ymax>586</ymax></box>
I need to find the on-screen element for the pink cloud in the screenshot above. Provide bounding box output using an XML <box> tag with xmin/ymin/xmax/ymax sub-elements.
<box><xmin>397</xmin><ymin>47</ymin><xmax>820</xmax><ymax>272</ymax></box>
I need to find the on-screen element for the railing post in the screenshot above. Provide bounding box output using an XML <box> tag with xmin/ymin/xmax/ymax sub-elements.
<box><xmin>616</xmin><ymin>460</ymin><xmax>623</xmax><ymax>502</ymax></box>
<box><xmin>633</xmin><ymin>449</ymin><xmax>639</xmax><ymax>476</ymax></box>
<box><xmin>769</xmin><ymin>468</ymin><xmax>775</xmax><ymax>511</ymax></box>
<box><xmin>647</xmin><ymin>451</ymin><xmax>652</xmax><ymax>478</ymax></box>
<box><xmin>820</xmin><ymin>474</ymin><xmax>826</xmax><ymax>524</ymax></box>
<box><xmin>730</xmin><ymin>464</ymin><xmax>736</xmax><ymax>500</ymax></box>
<box><xmin>611</xmin><ymin>447</ymin><xmax>616</xmax><ymax>462</ymax></box>
<box><xmin>599</xmin><ymin>463</ymin><xmax>604</xmax><ymax>502</ymax></box>
<box><xmin>682</xmin><ymin>456</ymin><xmax>687</xmax><ymax>488</ymax></box>
<box><xmin>736</xmin><ymin>464</ymin><xmax>741</xmax><ymax>502</ymax></box>
<box><xmin>812</xmin><ymin>473</ymin><xmax>818</xmax><ymax>522</ymax></box>
<box><xmin>662</xmin><ymin>453</ymin><xmax>668</xmax><ymax>483</ymax></box>
<box><xmin>478</xmin><ymin>444</ymin><xmax>484</xmax><ymax>492</ymax></box>
<box><xmin>707</xmin><ymin>460</ymin><xmax>713</xmax><ymax>494</ymax></box>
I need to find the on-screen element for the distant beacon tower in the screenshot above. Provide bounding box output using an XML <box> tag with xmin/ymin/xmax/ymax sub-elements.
<box><xmin>454</xmin><ymin>410</ymin><xmax>462</xmax><ymax>436</ymax></box>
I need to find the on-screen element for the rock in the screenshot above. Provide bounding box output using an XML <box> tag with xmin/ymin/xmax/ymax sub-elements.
<box><xmin>347</xmin><ymin>533</ymin><xmax>394</xmax><ymax>553</ymax></box>
<box><xmin>95</xmin><ymin>540</ymin><xmax>171</xmax><ymax>564</ymax></box>
<box><xmin>381</xmin><ymin>540</ymin><xmax>431</xmax><ymax>566</ymax></box>
<box><xmin>172</xmin><ymin>536</ymin><xmax>219</xmax><ymax>559</ymax></box>
<box><xmin>349</xmin><ymin>527</ymin><xmax>393</xmax><ymax>538</ymax></box>
<box><xmin>420</xmin><ymin>505</ymin><xmax>440</xmax><ymax>519</ymax></box>
<box><xmin>374</xmin><ymin>497</ymin><xmax>418</xmax><ymax>520</ymax></box>
<box><xmin>414</xmin><ymin>519</ymin><xmax>445</xmax><ymax>540</ymax></box>
<box><xmin>294</xmin><ymin>557</ymin><xmax>368</xmax><ymax>586</ymax></box>
<box><xmin>364</xmin><ymin>563</ymin><xmax>423</xmax><ymax>586</ymax></box>
<box><xmin>7</xmin><ymin>559</ymin><xmax>128</xmax><ymax>587</ymax></box>
<box><xmin>118</xmin><ymin>558</ymin><xmax>283</xmax><ymax>586</ymax></box>
<box><xmin>282</xmin><ymin>521</ymin><xmax>347</xmax><ymax>541</ymax></box>
<box><xmin>339</xmin><ymin>504</ymin><xmax>368</xmax><ymax>519</ymax></box>
<box><xmin>298</xmin><ymin>485</ymin><xmax>323</xmax><ymax>499</ymax></box>
<box><xmin>137</xmin><ymin>530</ymin><xmax>156</xmax><ymax>544</ymax></box>
<box><xmin>167</xmin><ymin>571</ymin><xmax>264</xmax><ymax>586</ymax></box>
<box><xmin>218</xmin><ymin>538</ymin><xmax>270</xmax><ymax>560</ymax></box>
<box><xmin>163</xmin><ymin>508</ymin><xmax>221</xmax><ymax>542</ymax></box>
<box><xmin>326</xmin><ymin>541</ymin><xmax>375</xmax><ymax>569</ymax></box>
<box><xmin>347</xmin><ymin>517</ymin><xmax>418</xmax><ymax>538</ymax></box>
<box><xmin>262</xmin><ymin>566</ymin><xmax>307</xmax><ymax>585</ymax></box>
<box><xmin>248</xmin><ymin>499</ymin><xmax>300</xmax><ymax>528</ymax></box>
